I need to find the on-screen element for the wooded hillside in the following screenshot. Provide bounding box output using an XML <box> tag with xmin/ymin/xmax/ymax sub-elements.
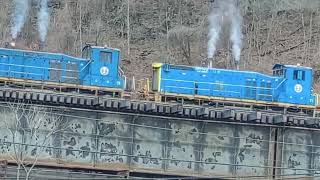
<box><xmin>1</xmin><ymin>0</ymin><xmax>320</xmax><ymax>81</ymax></box>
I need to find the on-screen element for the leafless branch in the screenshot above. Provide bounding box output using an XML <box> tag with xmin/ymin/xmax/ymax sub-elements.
<box><xmin>1</xmin><ymin>101</ymin><xmax>63</xmax><ymax>179</ymax></box>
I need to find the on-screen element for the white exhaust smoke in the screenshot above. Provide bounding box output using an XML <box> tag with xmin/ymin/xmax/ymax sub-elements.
<box><xmin>230</xmin><ymin>3</ymin><xmax>243</xmax><ymax>63</ymax></box>
<box><xmin>11</xmin><ymin>0</ymin><xmax>29</xmax><ymax>39</ymax></box>
<box><xmin>37</xmin><ymin>0</ymin><xmax>49</xmax><ymax>43</ymax></box>
<box><xmin>207</xmin><ymin>0</ymin><xmax>243</xmax><ymax>64</ymax></box>
<box><xmin>207</xmin><ymin>13</ymin><xmax>221</xmax><ymax>59</ymax></box>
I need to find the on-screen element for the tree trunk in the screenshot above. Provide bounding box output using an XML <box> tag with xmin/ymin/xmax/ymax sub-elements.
<box><xmin>25</xmin><ymin>170</ymin><xmax>31</xmax><ymax>180</ymax></box>
<box><xmin>79</xmin><ymin>1</ymin><xmax>82</xmax><ymax>50</ymax></box>
<box><xmin>127</xmin><ymin>0</ymin><xmax>130</xmax><ymax>57</ymax></box>
<box><xmin>16</xmin><ymin>163</ymin><xmax>20</xmax><ymax>180</ymax></box>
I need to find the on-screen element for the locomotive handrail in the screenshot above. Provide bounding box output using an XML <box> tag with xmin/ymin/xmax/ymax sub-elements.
<box><xmin>162</xmin><ymin>78</ymin><xmax>287</xmax><ymax>101</ymax></box>
<box><xmin>0</xmin><ymin>62</ymin><xmax>82</xmax><ymax>81</ymax></box>
<box><xmin>119</xmin><ymin>67</ymin><xmax>125</xmax><ymax>76</ymax></box>
<box><xmin>0</xmin><ymin>52</ymin><xmax>91</xmax><ymax>73</ymax></box>
<box><xmin>118</xmin><ymin>67</ymin><xmax>127</xmax><ymax>89</ymax></box>
<box><xmin>79</xmin><ymin>60</ymin><xmax>92</xmax><ymax>72</ymax></box>
<box><xmin>162</xmin><ymin>78</ymin><xmax>277</xmax><ymax>101</ymax></box>
<box><xmin>0</xmin><ymin>70</ymin><xmax>43</xmax><ymax>77</ymax></box>
<box><xmin>274</xmin><ymin>79</ymin><xmax>286</xmax><ymax>90</ymax></box>
<box><xmin>163</xmin><ymin>85</ymin><xmax>274</xmax><ymax>100</ymax></box>
<box><xmin>164</xmin><ymin>85</ymin><xmax>272</xmax><ymax>96</ymax></box>
<box><xmin>0</xmin><ymin>69</ymin><xmax>78</xmax><ymax>80</ymax></box>
<box><xmin>0</xmin><ymin>60</ymin><xmax>93</xmax><ymax>81</ymax></box>
<box><xmin>165</xmin><ymin>85</ymin><xmax>242</xmax><ymax>94</ymax></box>
<box><xmin>162</xmin><ymin>78</ymin><xmax>275</xmax><ymax>90</ymax></box>
<box><xmin>0</xmin><ymin>62</ymin><xmax>79</xmax><ymax>73</ymax></box>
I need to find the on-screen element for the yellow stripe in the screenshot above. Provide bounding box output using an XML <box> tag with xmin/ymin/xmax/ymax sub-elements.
<box><xmin>161</xmin><ymin>92</ymin><xmax>316</xmax><ymax>109</ymax></box>
<box><xmin>0</xmin><ymin>77</ymin><xmax>124</xmax><ymax>92</ymax></box>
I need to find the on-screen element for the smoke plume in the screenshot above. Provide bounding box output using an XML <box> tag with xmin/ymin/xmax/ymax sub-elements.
<box><xmin>11</xmin><ymin>0</ymin><xmax>29</xmax><ymax>39</ymax></box>
<box><xmin>37</xmin><ymin>0</ymin><xmax>49</xmax><ymax>43</ymax></box>
<box><xmin>207</xmin><ymin>0</ymin><xmax>243</xmax><ymax>63</ymax></box>
<box><xmin>230</xmin><ymin>4</ymin><xmax>243</xmax><ymax>63</ymax></box>
<box><xmin>207</xmin><ymin>13</ymin><xmax>221</xmax><ymax>59</ymax></box>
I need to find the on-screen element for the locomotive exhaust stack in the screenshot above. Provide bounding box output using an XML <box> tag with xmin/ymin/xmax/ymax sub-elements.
<box><xmin>39</xmin><ymin>41</ymin><xmax>45</xmax><ymax>51</ymax></box>
<box><xmin>10</xmin><ymin>41</ymin><xmax>16</xmax><ymax>48</ymax></box>
<box><xmin>208</xmin><ymin>57</ymin><xmax>213</xmax><ymax>68</ymax></box>
<box><xmin>4</xmin><ymin>41</ymin><xmax>16</xmax><ymax>48</ymax></box>
<box><xmin>235</xmin><ymin>60</ymin><xmax>239</xmax><ymax>70</ymax></box>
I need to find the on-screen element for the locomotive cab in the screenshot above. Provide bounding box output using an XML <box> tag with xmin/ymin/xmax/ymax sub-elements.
<box><xmin>273</xmin><ymin>64</ymin><xmax>315</xmax><ymax>106</ymax></box>
<box><xmin>81</xmin><ymin>45</ymin><xmax>126</xmax><ymax>89</ymax></box>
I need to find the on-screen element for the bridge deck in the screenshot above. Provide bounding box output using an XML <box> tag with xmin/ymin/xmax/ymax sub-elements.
<box><xmin>0</xmin><ymin>87</ymin><xmax>318</xmax><ymax>128</ymax></box>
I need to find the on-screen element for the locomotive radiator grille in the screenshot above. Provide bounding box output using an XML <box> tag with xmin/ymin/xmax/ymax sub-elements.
<box><xmin>65</xmin><ymin>62</ymin><xmax>79</xmax><ymax>84</ymax></box>
<box><xmin>49</xmin><ymin>60</ymin><xmax>62</xmax><ymax>82</ymax></box>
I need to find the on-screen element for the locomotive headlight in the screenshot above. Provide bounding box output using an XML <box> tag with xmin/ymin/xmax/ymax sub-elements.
<box><xmin>100</xmin><ymin>66</ymin><xmax>109</xmax><ymax>76</ymax></box>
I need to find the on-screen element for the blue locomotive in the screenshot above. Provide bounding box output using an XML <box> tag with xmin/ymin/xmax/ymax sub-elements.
<box><xmin>0</xmin><ymin>45</ymin><xmax>126</xmax><ymax>95</ymax></box>
<box><xmin>152</xmin><ymin>63</ymin><xmax>318</xmax><ymax>108</ymax></box>
<box><xmin>0</xmin><ymin>44</ymin><xmax>318</xmax><ymax>109</ymax></box>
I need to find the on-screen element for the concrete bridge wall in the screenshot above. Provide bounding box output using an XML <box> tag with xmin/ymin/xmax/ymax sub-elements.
<box><xmin>0</xmin><ymin>104</ymin><xmax>317</xmax><ymax>179</ymax></box>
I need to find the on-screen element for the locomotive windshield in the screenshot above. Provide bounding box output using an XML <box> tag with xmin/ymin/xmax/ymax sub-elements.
<box><xmin>293</xmin><ymin>70</ymin><xmax>305</xmax><ymax>81</ymax></box>
<box><xmin>82</xmin><ymin>45</ymin><xmax>92</xmax><ymax>60</ymax></box>
<box><xmin>100</xmin><ymin>51</ymin><xmax>112</xmax><ymax>63</ymax></box>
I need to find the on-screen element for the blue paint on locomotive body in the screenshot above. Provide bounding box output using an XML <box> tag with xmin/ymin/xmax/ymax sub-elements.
<box><xmin>156</xmin><ymin>63</ymin><xmax>315</xmax><ymax>106</ymax></box>
<box><xmin>0</xmin><ymin>46</ymin><xmax>126</xmax><ymax>89</ymax></box>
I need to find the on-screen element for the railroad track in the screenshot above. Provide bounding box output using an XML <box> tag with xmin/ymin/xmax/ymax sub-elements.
<box><xmin>0</xmin><ymin>87</ymin><xmax>319</xmax><ymax>129</ymax></box>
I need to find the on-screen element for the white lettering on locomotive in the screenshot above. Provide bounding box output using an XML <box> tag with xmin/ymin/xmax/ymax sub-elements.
<box><xmin>195</xmin><ymin>67</ymin><xmax>208</xmax><ymax>73</ymax></box>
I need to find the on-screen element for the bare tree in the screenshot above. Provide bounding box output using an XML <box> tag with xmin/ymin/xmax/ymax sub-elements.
<box><xmin>168</xmin><ymin>26</ymin><xmax>197</xmax><ymax>65</ymax></box>
<box><xmin>78</xmin><ymin>1</ymin><xmax>83</xmax><ymax>49</ymax></box>
<box><xmin>0</xmin><ymin>102</ymin><xmax>63</xmax><ymax>180</ymax></box>
<box><xmin>127</xmin><ymin>0</ymin><xmax>131</xmax><ymax>58</ymax></box>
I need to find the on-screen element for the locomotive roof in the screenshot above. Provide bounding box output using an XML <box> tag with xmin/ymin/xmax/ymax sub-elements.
<box><xmin>91</xmin><ymin>46</ymin><xmax>120</xmax><ymax>52</ymax></box>
<box><xmin>159</xmin><ymin>63</ymin><xmax>277</xmax><ymax>78</ymax></box>
<box><xmin>157</xmin><ymin>63</ymin><xmax>314</xmax><ymax>79</ymax></box>
<box><xmin>0</xmin><ymin>47</ymin><xmax>88</xmax><ymax>61</ymax></box>
<box><xmin>273</xmin><ymin>64</ymin><xmax>312</xmax><ymax>70</ymax></box>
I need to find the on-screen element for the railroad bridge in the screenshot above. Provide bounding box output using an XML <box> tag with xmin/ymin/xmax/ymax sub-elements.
<box><xmin>0</xmin><ymin>88</ymin><xmax>319</xmax><ymax>179</ymax></box>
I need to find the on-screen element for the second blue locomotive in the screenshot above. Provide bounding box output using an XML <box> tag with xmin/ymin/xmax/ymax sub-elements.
<box><xmin>152</xmin><ymin>63</ymin><xmax>317</xmax><ymax>107</ymax></box>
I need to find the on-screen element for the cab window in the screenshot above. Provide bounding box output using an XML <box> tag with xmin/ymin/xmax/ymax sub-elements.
<box><xmin>293</xmin><ymin>70</ymin><xmax>305</xmax><ymax>81</ymax></box>
<box><xmin>100</xmin><ymin>51</ymin><xmax>112</xmax><ymax>63</ymax></box>
<box><xmin>273</xmin><ymin>69</ymin><xmax>285</xmax><ymax>77</ymax></box>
